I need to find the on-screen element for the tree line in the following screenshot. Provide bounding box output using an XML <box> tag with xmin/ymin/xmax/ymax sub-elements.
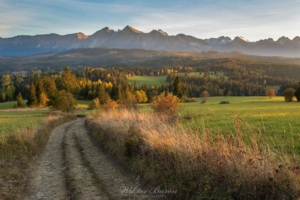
<box><xmin>1</xmin><ymin>63</ymin><xmax>299</xmax><ymax>110</ymax></box>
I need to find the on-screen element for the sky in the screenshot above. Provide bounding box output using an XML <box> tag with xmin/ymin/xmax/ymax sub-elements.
<box><xmin>0</xmin><ymin>0</ymin><xmax>300</xmax><ymax>41</ymax></box>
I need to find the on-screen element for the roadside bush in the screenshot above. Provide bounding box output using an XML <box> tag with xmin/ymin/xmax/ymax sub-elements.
<box><xmin>102</xmin><ymin>100</ymin><xmax>118</xmax><ymax>112</ymax></box>
<box><xmin>283</xmin><ymin>88</ymin><xmax>295</xmax><ymax>102</ymax></box>
<box><xmin>150</xmin><ymin>93</ymin><xmax>181</xmax><ymax>117</ymax></box>
<box><xmin>88</xmin><ymin>98</ymin><xmax>101</xmax><ymax>109</ymax></box>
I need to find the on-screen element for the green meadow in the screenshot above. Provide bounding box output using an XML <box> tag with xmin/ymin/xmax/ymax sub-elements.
<box><xmin>139</xmin><ymin>96</ymin><xmax>300</xmax><ymax>134</ymax></box>
<box><xmin>0</xmin><ymin>101</ymin><xmax>18</xmax><ymax>110</ymax></box>
<box><xmin>139</xmin><ymin>96</ymin><xmax>300</xmax><ymax>155</ymax></box>
<box><xmin>128</xmin><ymin>75</ymin><xmax>168</xmax><ymax>86</ymax></box>
<box><xmin>182</xmin><ymin>96</ymin><xmax>300</xmax><ymax>155</ymax></box>
<box><xmin>181</xmin><ymin>96</ymin><xmax>299</xmax><ymax>132</ymax></box>
<box><xmin>0</xmin><ymin>108</ymin><xmax>48</xmax><ymax>137</ymax></box>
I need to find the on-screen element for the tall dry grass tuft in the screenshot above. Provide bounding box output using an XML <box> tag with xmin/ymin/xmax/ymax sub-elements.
<box><xmin>86</xmin><ymin>109</ymin><xmax>300</xmax><ymax>199</ymax></box>
<box><xmin>0</xmin><ymin>111</ymin><xmax>75</xmax><ymax>199</ymax></box>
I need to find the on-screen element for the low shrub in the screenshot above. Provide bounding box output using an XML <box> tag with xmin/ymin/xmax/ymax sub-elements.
<box><xmin>102</xmin><ymin>100</ymin><xmax>118</xmax><ymax>111</ymax></box>
<box><xmin>283</xmin><ymin>88</ymin><xmax>295</xmax><ymax>102</ymax></box>
<box><xmin>150</xmin><ymin>93</ymin><xmax>182</xmax><ymax>117</ymax></box>
<box><xmin>88</xmin><ymin>98</ymin><xmax>101</xmax><ymax>109</ymax></box>
<box><xmin>219</xmin><ymin>101</ymin><xmax>230</xmax><ymax>104</ymax></box>
<box><xmin>183</xmin><ymin>98</ymin><xmax>197</xmax><ymax>103</ymax></box>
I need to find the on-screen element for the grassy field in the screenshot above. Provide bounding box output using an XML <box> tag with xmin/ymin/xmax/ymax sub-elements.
<box><xmin>0</xmin><ymin>101</ymin><xmax>19</xmax><ymax>109</ymax></box>
<box><xmin>0</xmin><ymin>109</ymin><xmax>49</xmax><ymax>137</ymax></box>
<box><xmin>76</xmin><ymin>100</ymin><xmax>90</xmax><ymax>109</ymax></box>
<box><xmin>180</xmin><ymin>96</ymin><xmax>300</xmax><ymax>155</ymax></box>
<box><xmin>138</xmin><ymin>96</ymin><xmax>300</xmax><ymax>154</ymax></box>
<box><xmin>128</xmin><ymin>75</ymin><xmax>168</xmax><ymax>86</ymax></box>
<box><xmin>87</xmin><ymin>100</ymin><xmax>300</xmax><ymax>199</ymax></box>
<box><xmin>128</xmin><ymin>73</ymin><xmax>226</xmax><ymax>87</ymax></box>
<box><xmin>180</xmin><ymin>96</ymin><xmax>300</xmax><ymax>132</ymax></box>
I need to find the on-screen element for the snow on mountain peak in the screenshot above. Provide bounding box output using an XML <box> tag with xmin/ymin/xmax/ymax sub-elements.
<box><xmin>157</xmin><ymin>29</ymin><xmax>168</xmax><ymax>36</ymax></box>
<box><xmin>205</xmin><ymin>36</ymin><xmax>232</xmax><ymax>45</ymax></box>
<box><xmin>235</xmin><ymin>36</ymin><xmax>250</xmax><ymax>42</ymax></box>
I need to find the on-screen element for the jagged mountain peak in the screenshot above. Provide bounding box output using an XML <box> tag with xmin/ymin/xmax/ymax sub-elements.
<box><xmin>257</xmin><ymin>38</ymin><xmax>275</xmax><ymax>43</ymax></box>
<box><xmin>277</xmin><ymin>36</ymin><xmax>291</xmax><ymax>45</ymax></box>
<box><xmin>234</xmin><ymin>36</ymin><xmax>250</xmax><ymax>42</ymax></box>
<box><xmin>205</xmin><ymin>36</ymin><xmax>232</xmax><ymax>45</ymax></box>
<box><xmin>0</xmin><ymin>26</ymin><xmax>300</xmax><ymax>57</ymax></box>
<box><xmin>157</xmin><ymin>29</ymin><xmax>168</xmax><ymax>36</ymax></box>
<box><xmin>293</xmin><ymin>36</ymin><xmax>300</xmax><ymax>43</ymax></box>
<box><xmin>123</xmin><ymin>25</ymin><xmax>142</xmax><ymax>34</ymax></box>
<box><xmin>90</xmin><ymin>27</ymin><xmax>114</xmax><ymax>38</ymax></box>
<box><xmin>77</xmin><ymin>32</ymin><xmax>88</xmax><ymax>40</ymax></box>
<box><xmin>150</xmin><ymin>29</ymin><xmax>167</xmax><ymax>37</ymax></box>
<box><xmin>101</xmin><ymin>27</ymin><xmax>111</xmax><ymax>32</ymax></box>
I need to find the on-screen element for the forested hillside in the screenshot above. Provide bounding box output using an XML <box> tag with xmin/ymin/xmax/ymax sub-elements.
<box><xmin>1</xmin><ymin>57</ymin><xmax>299</xmax><ymax>105</ymax></box>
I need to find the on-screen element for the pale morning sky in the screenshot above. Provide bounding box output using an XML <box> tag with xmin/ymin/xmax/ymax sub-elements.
<box><xmin>0</xmin><ymin>0</ymin><xmax>299</xmax><ymax>41</ymax></box>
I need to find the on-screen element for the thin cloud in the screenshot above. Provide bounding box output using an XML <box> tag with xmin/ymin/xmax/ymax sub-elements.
<box><xmin>0</xmin><ymin>0</ymin><xmax>299</xmax><ymax>41</ymax></box>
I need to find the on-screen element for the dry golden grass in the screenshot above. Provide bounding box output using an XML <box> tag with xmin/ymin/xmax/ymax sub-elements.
<box><xmin>86</xmin><ymin>109</ymin><xmax>300</xmax><ymax>199</ymax></box>
<box><xmin>0</xmin><ymin>111</ymin><xmax>75</xmax><ymax>199</ymax></box>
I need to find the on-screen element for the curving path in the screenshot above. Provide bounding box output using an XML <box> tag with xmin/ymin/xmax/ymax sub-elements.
<box><xmin>24</xmin><ymin>119</ymin><xmax>155</xmax><ymax>200</ymax></box>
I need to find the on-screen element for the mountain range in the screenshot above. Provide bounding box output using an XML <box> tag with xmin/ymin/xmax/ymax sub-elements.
<box><xmin>1</xmin><ymin>25</ymin><xmax>299</xmax><ymax>57</ymax></box>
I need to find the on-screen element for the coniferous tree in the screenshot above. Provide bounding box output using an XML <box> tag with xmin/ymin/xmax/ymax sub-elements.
<box><xmin>16</xmin><ymin>92</ymin><xmax>25</xmax><ymax>108</ymax></box>
<box><xmin>60</xmin><ymin>66</ymin><xmax>78</xmax><ymax>92</ymax></box>
<box><xmin>27</xmin><ymin>83</ymin><xmax>38</xmax><ymax>107</ymax></box>
<box><xmin>97</xmin><ymin>84</ymin><xmax>106</xmax><ymax>104</ymax></box>
<box><xmin>173</xmin><ymin>76</ymin><xmax>183</xmax><ymax>98</ymax></box>
<box><xmin>52</xmin><ymin>90</ymin><xmax>76</xmax><ymax>112</ymax></box>
<box><xmin>35</xmin><ymin>78</ymin><xmax>45</xmax><ymax>105</ymax></box>
<box><xmin>39</xmin><ymin>92</ymin><xmax>49</xmax><ymax>107</ymax></box>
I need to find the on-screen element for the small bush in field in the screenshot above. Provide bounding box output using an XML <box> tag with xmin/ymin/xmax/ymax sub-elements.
<box><xmin>183</xmin><ymin>97</ymin><xmax>196</xmax><ymax>103</ymax></box>
<box><xmin>150</xmin><ymin>93</ymin><xmax>181</xmax><ymax>116</ymax></box>
<box><xmin>283</xmin><ymin>88</ymin><xmax>295</xmax><ymax>102</ymax></box>
<box><xmin>201</xmin><ymin>90</ymin><xmax>210</xmax><ymax>103</ymax></box>
<box><xmin>88</xmin><ymin>98</ymin><xmax>101</xmax><ymax>109</ymax></box>
<box><xmin>265</xmin><ymin>88</ymin><xmax>276</xmax><ymax>99</ymax></box>
<box><xmin>219</xmin><ymin>101</ymin><xmax>230</xmax><ymax>104</ymax></box>
<box><xmin>103</xmin><ymin>100</ymin><xmax>118</xmax><ymax>111</ymax></box>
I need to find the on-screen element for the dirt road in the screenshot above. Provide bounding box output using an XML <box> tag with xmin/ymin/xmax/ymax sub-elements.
<box><xmin>24</xmin><ymin>119</ymin><xmax>156</xmax><ymax>200</ymax></box>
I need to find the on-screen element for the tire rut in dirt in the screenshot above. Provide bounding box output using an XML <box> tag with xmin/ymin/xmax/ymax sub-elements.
<box><xmin>24</xmin><ymin>121</ymin><xmax>75</xmax><ymax>200</ymax></box>
<box><xmin>73</xmin><ymin>120</ymin><xmax>154</xmax><ymax>200</ymax></box>
<box><xmin>64</xmin><ymin>120</ymin><xmax>109</xmax><ymax>200</ymax></box>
